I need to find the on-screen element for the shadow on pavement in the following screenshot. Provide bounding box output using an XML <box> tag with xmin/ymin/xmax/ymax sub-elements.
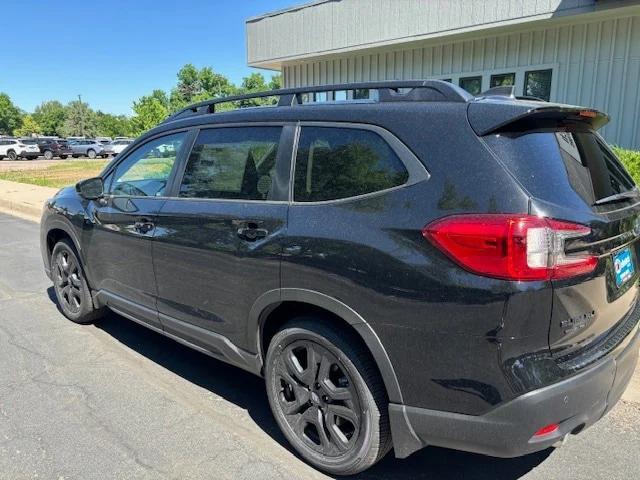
<box><xmin>47</xmin><ymin>288</ymin><xmax>552</xmax><ymax>479</ymax></box>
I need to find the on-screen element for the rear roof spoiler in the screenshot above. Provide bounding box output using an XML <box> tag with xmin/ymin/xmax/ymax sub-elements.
<box><xmin>468</xmin><ymin>101</ymin><xmax>609</xmax><ymax>136</ymax></box>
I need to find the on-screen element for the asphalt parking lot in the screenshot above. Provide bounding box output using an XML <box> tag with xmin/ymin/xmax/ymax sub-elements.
<box><xmin>0</xmin><ymin>212</ymin><xmax>639</xmax><ymax>480</ymax></box>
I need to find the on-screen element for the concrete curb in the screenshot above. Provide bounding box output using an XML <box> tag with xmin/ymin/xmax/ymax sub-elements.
<box><xmin>0</xmin><ymin>180</ymin><xmax>58</xmax><ymax>223</ymax></box>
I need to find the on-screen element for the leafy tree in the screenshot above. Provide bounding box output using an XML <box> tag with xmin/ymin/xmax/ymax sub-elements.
<box><xmin>131</xmin><ymin>90</ymin><xmax>170</xmax><ymax>135</ymax></box>
<box><xmin>0</xmin><ymin>93</ymin><xmax>22</xmax><ymax>135</ymax></box>
<box><xmin>63</xmin><ymin>100</ymin><xmax>98</xmax><ymax>137</ymax></box>
<box><xmin>33</xmin><ymin>100</ymin><xmax>66</xmax><ymax>136</ymax></box>
<box><xmin>96</xmin><ymin>111</ymin><xmax>132</xmax><ymax>137</ymax></box>
<box><xmin>269</xmin><ymin>73</ymin><xmax>282</xmax><ymax>90</ymax></box>
<box><xmin>15</xmin><ymin>115</ymin><xmax>42</xmax><ymax>137</ymax></box>
<box><xmin>169</xmin><ymin>64</ymin><xmax>235</xmax><ymax>112</ymax></box>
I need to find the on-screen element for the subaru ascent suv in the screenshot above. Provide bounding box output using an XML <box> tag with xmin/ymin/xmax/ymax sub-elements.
<box><xmin>40</xmin><ymin>81</ymin><xmax>640</xmax><ymax>475</ymax></box>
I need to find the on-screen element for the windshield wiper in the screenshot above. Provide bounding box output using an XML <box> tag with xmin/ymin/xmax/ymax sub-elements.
<box><xmin>594</xmin><ymin>188</ymin><xmax>640</xmax><ymax>206</ymax></box>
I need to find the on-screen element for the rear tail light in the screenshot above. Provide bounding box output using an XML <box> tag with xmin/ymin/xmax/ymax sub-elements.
<box><xmin>533</xmin><ymin>423</ymin><xmax>560</xmax><ymax>438</ymax></box>
<box><xmin>423</xmin><ymin>214</ymin><xmax>597</xmax><ymax>281</ymax></box>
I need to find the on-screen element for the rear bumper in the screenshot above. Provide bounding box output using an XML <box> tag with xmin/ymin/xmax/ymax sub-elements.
<box><xmin>389</xmin><ymin>321</ymin><xmax>639</xmax><ymax>459</ymax></box>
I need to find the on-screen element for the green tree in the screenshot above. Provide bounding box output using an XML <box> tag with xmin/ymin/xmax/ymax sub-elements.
<box><xmin>131</xmin><ymin>90</ymin><xmax>170</xmax><ymax>135</ymax></box>
<box><xmin>0</xmin><ymin>93</ymin><xmax>23</xmax><ymax>135</ymax></box>
<box><xmin>96</xmin><ymin>111</ymin><xmax>132</xmax><ymax>137</ymax></box>
<box><xmin>14</xmin><ymin>115</ymin><xmax>42</xmax><ymax>137</ymax></box>
<box><xmin>269</xmin><ymin>73</ymin><xmax>282</xmax><ymax>90</ymax></box>
<box><xmin>33</xmin><ymin>100</ymin><xmax>66</xmax><ymax>136</ymax></box>
<box><xmin>63</xmin><ymin>100</ymin><xmax>98</xmax><ymax>137</ymax></box>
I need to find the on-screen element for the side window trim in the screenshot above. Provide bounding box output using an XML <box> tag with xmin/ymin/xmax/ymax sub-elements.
<box><xmin>169</xmin><ymin>122</ymin><xmax>295</xmax><ymax>203</ymax></box>
<box><xmin>290</xmin><ymin>121</ymin><xmax>429</xmax><ymax>205</ymax></box>
<box><xmin>102</xmin><ymin>128</ymin><xmax>194</xmax><ymax>198</ymax></box>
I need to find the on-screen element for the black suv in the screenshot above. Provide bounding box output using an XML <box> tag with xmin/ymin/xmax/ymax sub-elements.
<box><xmin>40</xmin><ymin>81</ymin><xmax>640</xmax><ymax>475</ymax></box>
<box><xmin>36</xmin><ymin>138</ymin><xmax>73</xmax><ymax>159</ymax></box>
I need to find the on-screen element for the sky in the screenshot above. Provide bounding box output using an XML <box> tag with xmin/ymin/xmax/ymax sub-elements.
<box><xmin>0</xmin><ymin>0</ymin><xmax>297</xmax><ymax>115</ymax></box>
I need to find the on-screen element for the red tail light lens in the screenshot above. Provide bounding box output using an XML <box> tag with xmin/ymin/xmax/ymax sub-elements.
<box><xmin>533</xmin><ymin>423</ymin><xmax>560</xmax><ymax>437</ymax></box>
<box><xmin>423</xmin><ymin>214</ymin><xmax>597</xmax><ymax>281</ymax></box>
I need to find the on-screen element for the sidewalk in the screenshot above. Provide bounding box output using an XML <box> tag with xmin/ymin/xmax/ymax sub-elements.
<box><xmin>0</xmin><ymin>179</ymin><xmax>58</xmax><ymax>223</ymax></box>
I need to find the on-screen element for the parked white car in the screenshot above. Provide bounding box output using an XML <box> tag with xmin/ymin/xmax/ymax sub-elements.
<box><xmin>110</xmin><ymin>139</ymin><xmax>133</xmax><ymax>155</ymax></box>
<box><xmin>0</xmin><ymin>138</ymin><xmax>40</xmax><ymax>160</ymax></box>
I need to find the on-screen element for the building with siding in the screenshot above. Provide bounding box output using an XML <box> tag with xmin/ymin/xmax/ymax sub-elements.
<box><xmin>247</xmin><ymin>0</ymin><xmax>640</xmax><ymax>149</ymax></box>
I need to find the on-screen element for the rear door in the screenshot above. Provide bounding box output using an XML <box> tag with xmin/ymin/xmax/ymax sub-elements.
<box><xmin>152</xmin><ymin>124</ymin><xmax>293</xmax><ymax>351</ymax></box>
<box><xmin>484</xmin><ymin>128</ymin><xmax>640</xmax><ymax>361</ymax></box>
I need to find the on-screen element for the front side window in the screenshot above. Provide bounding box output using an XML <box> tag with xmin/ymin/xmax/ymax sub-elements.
<box><xmin>179</xmin><ymin>127</ymin><xmax>282</xmax><ymax>200</ymax></box>
<box><xmin>293</xmin><ymin>127</ymin><xmax>409</xmax><ymax>202</ymax></box>
<box><xmin>490</xmin><ymin>73</ymin><xmax>515</xmax><ymax>88</ymax></box>
<box><xmin>110</xmin><ymin>132</ymin><xmax>186</xmax><ymax>197</ymax></box>
<box><xmin>524</xmin><ymin>69</ymin><xmax>552</xmax><ymax>101</ymax></box>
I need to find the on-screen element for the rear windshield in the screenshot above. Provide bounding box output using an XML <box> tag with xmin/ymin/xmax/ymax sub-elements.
<box><xmin>484</xmin><ymin>131</ymin><xmax>635</xmax><ymax>207</ymax></box>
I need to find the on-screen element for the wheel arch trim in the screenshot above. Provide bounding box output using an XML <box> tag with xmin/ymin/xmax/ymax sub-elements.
<box><xmin>249</xmin><ymin>288</ymin><xmax>404</xmax><ymax>404</ymax></box>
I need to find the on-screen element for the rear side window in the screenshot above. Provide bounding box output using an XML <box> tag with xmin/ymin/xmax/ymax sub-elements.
<box><xmin>179</xmin><ymin>127</ymin><xmax>282</xmax><ymax>201</ymax></box>
<box><xmin>293</xmin><ymin>127</ymin><xmax>409</xmax><ymax>202</ymax></box>
<box><xmin>485</xmin><ymin>131</ymin><xmax>635</xmax><ymax>207</ymax></box>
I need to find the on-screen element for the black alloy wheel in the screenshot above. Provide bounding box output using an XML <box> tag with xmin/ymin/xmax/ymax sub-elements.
<box><xmin>274</xmin><ymin>339</ymin><xmax>361</xmax><ymax>457</ymax></box>
<box><xmin>51</xmin><ymin>240</ymin><xmax>104</xmax><ymax>324</ymax></box>
<box><xmin>266</xmin><ymin>319</ymin><xmax>391</xmax><ymax>475</ymax></box>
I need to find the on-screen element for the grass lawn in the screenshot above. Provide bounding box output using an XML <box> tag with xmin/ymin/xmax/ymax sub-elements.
<box><xmin>0</xmin><ymin>160</ymin><xmax>110</xmax><ymax>188</ymax></box>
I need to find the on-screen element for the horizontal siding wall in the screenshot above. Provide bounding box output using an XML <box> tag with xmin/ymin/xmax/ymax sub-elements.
<box><xmin>247</xmin><ymin>0</ymin><xmax>598</xmax><ymax>65</ymax></box>
<box><xmin>283</xmin><ymin>14</ymin><xmax>640</xmax><ymax>149</ymax></box>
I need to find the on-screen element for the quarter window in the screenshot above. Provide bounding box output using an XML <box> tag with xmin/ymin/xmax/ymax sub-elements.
<box><xmin>524</xmin><ymin>69</ymin><xmax>553</xmax><ymax>101</ymax></box>
<box><xmin>179</xmin><ymin>127</ymin><xmax>282</xmax><ymax>201</ymax></box>
<box><xmin>110</xmin><ymin>132</ymin><xmax>186</xmax><ymax>197</ymax></box>
<box><xmin>293</xmin><ymin>127</ymin><xmax>409</xmax><ymax>202</ymax></box>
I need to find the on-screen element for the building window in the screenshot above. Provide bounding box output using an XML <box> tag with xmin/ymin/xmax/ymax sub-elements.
<box><xmin>459</xmin><ymin>76</ymin><xmax>482</xmax><ymax>96</ymax></box>
<box><xmin>524</xmin><ymin>69</ymin><xmax>553</xmax><ymax>101</ymax></box>
<box><xmin>490</xmin><ymin>73</ymin><xmax>515</xmax><ymax>88</ymax></box>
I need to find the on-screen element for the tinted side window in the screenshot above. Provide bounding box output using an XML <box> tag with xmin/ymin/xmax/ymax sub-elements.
<box><xmin>110</xmin><ymin>132</ymin><xmax>186</xmax><ymax>197</ymax></box>
<box><xmin>293</xmin><ymin>127</ymin><xmax>409</xmax><ymax>202</ymax></box>
<box><xmin>179</xmin><ymin>127</ymin><xmax>282</xmax><ymax>201</ymax></box>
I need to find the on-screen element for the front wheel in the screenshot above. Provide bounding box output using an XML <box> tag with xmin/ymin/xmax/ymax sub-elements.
<box><xmin>51</xmin><ymin>239</ymin><xmax>105</xmax><ymax>324</ymax></box>
<box><xmin>265</xmin><ymin>318</ymin><xmax>391</xmax><ymax>475</ymax></box>
<box><xmin>43</xmin><ymin>150</ymin><xmax>53</xmax><ymax>160</ymax></box>
<box><xmin>7</xmin><ymin>150</ymin><xmax>17</xmax><ymax>161</ymax></box>
<box><xmin>87</xmin><ymin>149</ymin><xmax>96</xmax><ymax>159</ymax></box>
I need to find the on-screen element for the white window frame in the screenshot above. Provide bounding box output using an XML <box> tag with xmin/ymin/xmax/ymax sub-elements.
<box><xmin>430</xmin><ymin>63</ymin><xmax>558</xmax><ymax>100</ymax></box>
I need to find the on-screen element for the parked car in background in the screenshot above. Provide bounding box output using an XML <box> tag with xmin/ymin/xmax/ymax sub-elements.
<box><xmin>35</xmin><ymin>138</ymin><xmax>73</xmax><ymax>159</ymax></box>
<box><xmin>110</xmin><ymin>139</ymin><xmax>133</xmax><ymax>155</ymax></box>
<box><xmin>96</xmin><ymin>136</ymin><xmax>112</xmax><ymax>145</ymax></box>
<box><xmin>0</xmin><ymin>138</ymin><xmax>40</xmax><ymax>160</ymax></box>
<box><xmin>68</xmin><ymin>139</ymin><xmax>106</xmax><ymax>159</ymax></box>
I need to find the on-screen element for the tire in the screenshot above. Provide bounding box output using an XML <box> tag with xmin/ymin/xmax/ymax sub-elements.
<box><xmin>43</xmin><ymin>150</ymin><xmax>53</xmax><ymax>160</ymax></box>
<box><xmin>51</xmin><ymin>239</ymin><xmax>105</xmax><ymax>324</ymax></box>
<box><xmin>7</xmin><ymin>150</ymin><xmax>17</xmax><ymax>161</ymax></box>
<box><xmin>60</xmin><ymin>155</ymin><xmax>68</xmax><ymax>159</ymax></box>
<box><xmin>87</xmin><ymin>149</ymin><xmax>96</xmax><ymax>159</ymax></box>
<box><xmin>101</xmin><ymin>154</ymin><xmax>109</xmax><ymax>158</ymax></box>
<box><xmin>72</xmin><ymin>154</ymin><xmax>79</xmax><ymax>158</ymax></box>
<box><xmin>265</xmin><ymin>318</ymin><xmax>391</xmax><ymax>475</ymax></box>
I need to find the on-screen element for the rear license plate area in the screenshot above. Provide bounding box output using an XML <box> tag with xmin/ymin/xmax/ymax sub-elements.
<box><xmin>613</xmin><ymin>247</ymin><xmax>635</xmax><ymax>288</ymax></box>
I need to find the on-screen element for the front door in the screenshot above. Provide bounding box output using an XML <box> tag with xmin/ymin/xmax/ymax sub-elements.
<box><xmin>152</xmin><ymin>125</ymin><xmax>291</xmax><ymax>351</ymax></box>
<box><xmin>83</xmin><ymin>131</ymin><xmax>189</xmax><ymax>328</ymax></box>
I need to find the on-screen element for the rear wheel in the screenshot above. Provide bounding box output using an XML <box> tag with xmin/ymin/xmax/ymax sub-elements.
<box><xmin>87</xmin><ymin>149</ymin><xmax>96</xmax><ymax>159</ymax></box>
<box><xmin>43</xmin><ymin>150</ymin><xmax>53</xmax><ymax>160</ymax></box>
<box><xmin>7</xmin><ymin>150</ymin><xmax>17</xmax><ymax>161</ymax></box>
<box><xmin>60</xmin><ymin>155</ymin><xmax>68</xmax><ymax>159</ymax></box>
<box><xmin>265</xmin><ymin>318</ymin><xmax>391</xmax><ymax>475</ymax></box>
<box><xmin>51</xmin><ymin>239</ymin><xmax>104</xmax><ymax>324</ymax></box>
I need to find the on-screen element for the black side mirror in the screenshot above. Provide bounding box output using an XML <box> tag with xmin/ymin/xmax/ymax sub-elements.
<box><xmin>76</xmin><ymin>177</ymin><xmax>104</xmax><ymax>200</ymax></box>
